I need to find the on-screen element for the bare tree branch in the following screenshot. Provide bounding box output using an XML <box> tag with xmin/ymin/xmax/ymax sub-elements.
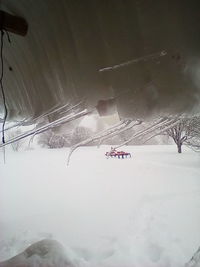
<box><xmin>99</xmin><ymin>50</ymin><xmax>167</xmax><ymax>72</ymax></box>
<box><xmin>113</xmin><ymin>117</ymin><xmax>174</xmax><ymax>150</ymax></box>
<box><xmin>143</xmin><ymin>115</ymin><xmax>200</xmax><ymax>153</ymax></box>
<box><xmin>98</xmin><ymin>119</ymin><xmax>142</xmax><ymax>147</ymax></box>
<box><xmin>142</xmin><ymin>118</ymin><xmax>182</xmax><ymax>144</ymax></box>
<box><xmin>67</xmin><ymin>119</ymin><xmax>142</xmax><ymax>165</ymax></box>
<box><xmin>0</xmin><ymin>108</ymin><xmax>93</xmax><ymax>148</ymax></box>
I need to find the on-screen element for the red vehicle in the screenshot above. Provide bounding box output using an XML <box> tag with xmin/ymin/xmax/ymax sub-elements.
<box><xmin>105</xmin><ymin>149</ymin><xmax>131</xmax><ymax>159</ymax></box>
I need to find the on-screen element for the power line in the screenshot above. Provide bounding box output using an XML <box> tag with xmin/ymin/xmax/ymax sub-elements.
<box><xmin>0</xmin><ymin>29</ymin><xmax>8</xmax><ymax>144</ymax></box>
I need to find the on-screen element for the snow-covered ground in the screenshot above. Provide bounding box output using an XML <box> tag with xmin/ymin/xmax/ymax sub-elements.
<box><xmin>0</xmin><ymin>145</ymin><xmax>200</xmax><ymax>266</ymax></box>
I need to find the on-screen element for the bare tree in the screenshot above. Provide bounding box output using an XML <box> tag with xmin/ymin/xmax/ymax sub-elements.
<box><xmin>164</xmin><ymin>117</ymin><xmax>200</xmax><ymax>153</ymax></box>
<box><xmin>184</xmin><ymin>116</ymin><xmax>200</xmax><ymax>152</ymax></box>
<box><xmin>164</xmin><ymin>119</ymin><xmax>188</xmax><ymax>153</ymax></box>
<box><xmin>38</xmin><ymin>130</ymin><xmax>67</xmax><ymax>149</ymax></box>
<box><xmin>145</xmin><ymin>116</ymin><xmax>200</xmax><ymax>153</ymax></box>
<box><xmin>186</xmin><ymin>246</ymin><xmax>200</xmax><ymax>267</ymax></box>
<box><xmin>186</xmin><ymin>137</ymin><xmax>200</xmax><ymax>152</ymax></box>
<box><xmin>113</xmin><ymin>117</ymin><xmax>179</xmax><ymax>150</ymax></box>
<box><xmin>71</xmin><ymin>126</ymin><xmax>93</xmax><ymax>145</ymax></box>
<box><xmin>6</xmin><ymin>129</ymin><xmax>25</xmax><ymax>151</ymax></box>
<box><xmin>67</xmin><ymin>119</ymin><xmax>142</xmax><ymax>165</ymax></box>
<box><xmin>0</xmin><ymin>104</ymin><xmax>92</xmax><ymax>148</ymax></box>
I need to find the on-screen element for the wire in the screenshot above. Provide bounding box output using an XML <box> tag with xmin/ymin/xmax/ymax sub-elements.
<box><xmin>0</xmin><ymin>29</ymin><xmax>8</xmax><ymax>144</ymax></box>
<box><xmin>5</xmin><ymin>30</ymin><xmax>11</xmax><ymax>43</ymax></box>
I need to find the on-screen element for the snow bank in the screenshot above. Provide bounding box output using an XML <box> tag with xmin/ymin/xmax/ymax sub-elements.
<box><xmin>0</xmin><ymin>145</ymin><xmax>200</xmax><ymax>266</ymax></box>
<box><xmin>186</xmin><ymin>246</ymin><xmax>200</xmax><ymax>267</ymax></box>
<box><xmin>0</xmin><ymin>239</ymin><xmax>77</xmax><ymax>267</ymax></box>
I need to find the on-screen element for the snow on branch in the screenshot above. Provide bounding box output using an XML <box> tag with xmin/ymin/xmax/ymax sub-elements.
<box><xmin>28</xmin><ymin>103</ymin><xmax>71</xmax><ymax>124</ymax></box>
<box><xmin>67</xmin><ymin>117</ymin><xmax>181</xmax><ymax>165</ymax></box>
<box><xmin>67</xmin><ymin>119</ymin><xmax>142</xmax><ymax>165</ymax></box>
<box><xmin>98</xmin><ymin>119</ymin><xmax>142</xmax><ymax>147</ymax></box>
<box><xmin>0</xmin><ymin>117</ymin><xmax>29</xmax><ymax>134</ymax></box>
<box><xmin>141</xmin><ymin>115</ymin><xmax>200</xmax><ymax>153</ymax></box>
<box><xmin>99</xmin><ymin>50</ymin><xmax>167</xmax><ymax>72</ymax></box>
<box><xmin>113</xmin><ymin>117</ymin><xmax>174</xmax><ymax>150</ymax></box>
<box><xmin>0</xmin><ymin>107</ymin><xmax>93</xmax><ymax>148</ymax></box>
<box><xmin>0</xmin><ymin>101</ymin><xmax>84</xmax><ymax>135</ymax></box>
<box><xmin>0</xmin><ymin>104</ymin><xmax>63</xmax><ymax>134</ymax></box>
<box><xmin>28</xmin><ymin>101</ymin><xmax>85</xmax><ymax>146</ymax></box>
<box><xmin>184</xmin><ymin>116</ymin><xmax>200</xmax><ymax>151</ymax></box>
<box><xmin>142</xmin><ymin>118</ymin><xmax>183</xmax><ymax>144</ymax></box>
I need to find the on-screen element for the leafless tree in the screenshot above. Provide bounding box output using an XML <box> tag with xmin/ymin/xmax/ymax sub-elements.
<box><xmin>0</xmin><ymin>102</ymin><xmax>92</xmax><ymax>148</ymax></box>
<box><xmin>113</xmin><ymin>117</ymin><xmax>180</xmax><ymax>150</ymax></box>
<box><xmin>38</xmin><ymin>131</ymin><xmax>67</xmax><ymax>149</ymax></box>
<box><xmin>163</xmin><ymin>116</ymin><xmax>200</xmax><ymax>153</ymax></box>
<box><xmin>184</xmin><ymin>116</ymin><xmax>200</xmax><ymax>152</ymax></box>
<box><xmin>186</xmin><ymin>246</ymin><xmax>200</xmax><ymax>267</ymax></box>
<box><xmin>67</xmin><ymin>119</ymin><xmax>142</xmax><ymax>165</ymax></box>
<box><xmin>144</xmin><ymin>116</ymin><xmax>200</xmax><ymax>153</ymax></box>
<box><xmin>6</xmin><ymin>129</ymin><xmax>25</xmax><ymax>151</ymax></box>
<box><xmin>164</xmin><ymin>119</ymin><xmax>189</xmax><ymax>153</ymax></box>
<box><xmin>71</xmin><ymin>126</ymin><xmax>93</xmax><ymax>145</ymax></box>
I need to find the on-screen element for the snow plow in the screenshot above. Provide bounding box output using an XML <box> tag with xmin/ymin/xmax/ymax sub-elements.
<box><xmin>105</xmin><ymin>149</ymin><xmax>131</xmax><ymax>159</ymax></box>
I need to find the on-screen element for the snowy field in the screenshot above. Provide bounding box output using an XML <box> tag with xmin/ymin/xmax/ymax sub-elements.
<box><xmin>0</xmin><ymin>145</ymin><xmax>200</xmax><ymax>266</ymax></box>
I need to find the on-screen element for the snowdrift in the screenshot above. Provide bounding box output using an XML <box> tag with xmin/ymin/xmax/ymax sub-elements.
<box><xmin>0</xmin><ymin>145</ymin><xmax>200</xmax><ymax>266</ymax></box>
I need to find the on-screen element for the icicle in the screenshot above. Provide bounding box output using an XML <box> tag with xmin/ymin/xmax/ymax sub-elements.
<box><xmin>0</xmin><ymin>108</ymin><xmax>93</xmax><ymax>148</ymax></box>
<box><xmin>67</xmin><ymin>119</ymin><xmax>142</xmax><ymax>165</ymax></box>
<box><xmin>98</xmin><ymin>119</ymin><xmax>142</xmax><ymax>147</ymax></box>
<box><xmin>142</xmin><ymin>118</ymin><xmax>182</xmax><ymax>144</ymax></box>
<box><xmin>113</xmin><ymin>117</ymin><xmax>174</xmax><ymax>150</ymax></box>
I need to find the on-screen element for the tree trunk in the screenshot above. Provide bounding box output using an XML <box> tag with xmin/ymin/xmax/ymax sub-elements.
<box><xmin>185</xmin><ymin>246</ymin><xmax>200</xmax><ymax>267</ymax></box>
<box><xmin>177</xmin><ymin>142</ymin><xmax>182</xmax><ymax>153</ymax></box>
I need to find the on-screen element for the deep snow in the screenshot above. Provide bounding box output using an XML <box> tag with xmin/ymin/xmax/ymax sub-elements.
<box><xmin>0</xmin><ymin>145</ymin><xmax>200</xmax><ymax>266</ymax></box>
